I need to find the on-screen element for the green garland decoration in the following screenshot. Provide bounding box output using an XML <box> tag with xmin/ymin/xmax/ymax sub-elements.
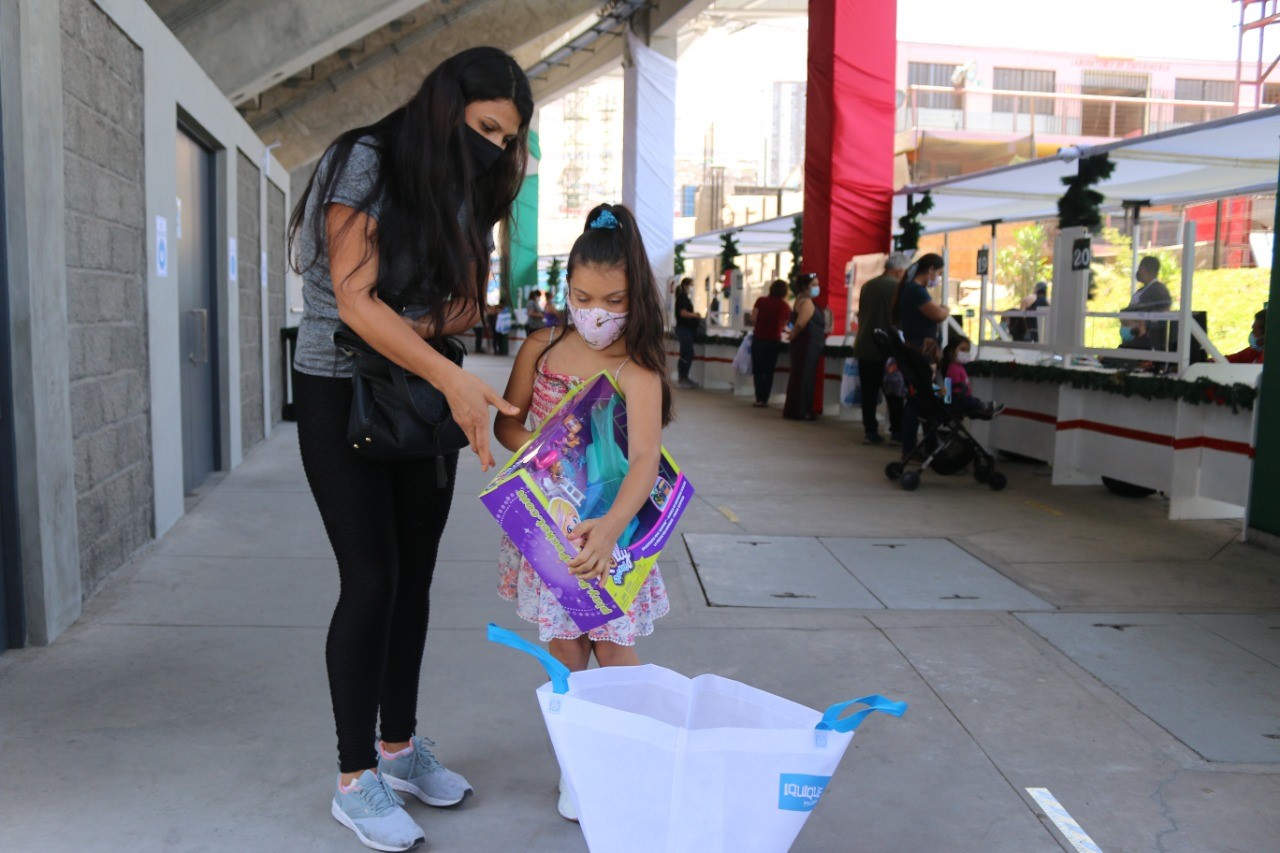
<box><xmin>894</xmin><ymin>192</ymin><xmax>934</xmax><ymax>252</ymax></box>
<box><xmin>1057</xmin><ymin>154</ymin><xmax>1116</xmax><ymax>232</ymax></box>
<box><xmin>673</xmin><ymin>242</ymin><xmax>686</xmax><ymax>276</ymax></box>
<box><xmin>965</xmin><ymin>360</ymin><xmax>1256</xmax><ymax>412</ymax></box>
<box><xmin>788</xmin><ymin>214</ymin><xmax>803</xmax><ymax>283</ymax></box>
<box><xmin>719</xmin><ymin>231</ymin><xmax>740</xmax><ymax>273</ymax></box>
<box><xmin>545</xmin><ymin>257</ymin><xmax>563</xmax><ymax>298</ymax></box>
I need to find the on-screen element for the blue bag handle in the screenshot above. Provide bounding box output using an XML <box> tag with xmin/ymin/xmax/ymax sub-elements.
<box><xmin>487</xmin><ymin>623</ymin><xmax>571</xmax><ymax>695</ymax></box>
<box><xmin>817</xmin><ymin>694</ymin><xmax>908</xmax><ymax>733</ymax></box>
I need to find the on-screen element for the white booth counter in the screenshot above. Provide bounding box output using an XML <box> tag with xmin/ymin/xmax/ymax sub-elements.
<box><xmin>665</xmin><ymin>336</ymin><xmax>847</xmax><ymax>412</ymax></box>
<box><xmin>967</xmin><ymin>359</ymin><xmax>1261</xmax><ymax>520</ymax></box>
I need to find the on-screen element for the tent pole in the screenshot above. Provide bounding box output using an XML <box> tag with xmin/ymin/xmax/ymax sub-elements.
<box><xmin>987</xmin><ymin>221</ymin><xmax>998</xmax><ymax>341</ymax></box>
<box><xmin>1177</xmin><ymin>220</ymin><xmax>1195</xmax><ymax>377</ymax></box>
<box><xmin>1130</xmin><ymin>205</ymin><xmax>1142</xmax><ymax>298</ymax></box>
<box><xmin>941</xmin><ymin>233</ymin><xmax>950</xmax><ymax>347</ymax></box>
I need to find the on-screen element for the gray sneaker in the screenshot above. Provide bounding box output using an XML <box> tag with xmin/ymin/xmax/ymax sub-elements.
<box><xmin>379</xmin><ymin>736</ymin><xmax>472</xmax><ymax>807</ymax></box>
<box><xmin>331</xmin><ymin>770</ymin><xmax>424</xmax><ymax>852</ymax></box>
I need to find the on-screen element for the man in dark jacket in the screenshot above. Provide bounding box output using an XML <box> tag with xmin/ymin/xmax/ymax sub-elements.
<box><xmin>1123</xmin><ymin>256</ymin><xmax>1172</xmax><ymax>350</ymax></box>
<box><xmin>851</xmin><ymin>253</ymin><xmax>910</xmax><ymax>444</ymax></box>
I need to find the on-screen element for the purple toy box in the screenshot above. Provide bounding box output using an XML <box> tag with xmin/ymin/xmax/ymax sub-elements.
<box><xmin>480</xmin><ymin>371</ymin><xmax>694</xmax><ymax>632</ymax></box>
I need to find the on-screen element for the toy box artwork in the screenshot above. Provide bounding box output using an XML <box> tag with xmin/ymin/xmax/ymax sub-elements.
<box><xmin>481</xmin><ymin>371</ymin><xmax>694</xmax><ymax>632</ymax></box>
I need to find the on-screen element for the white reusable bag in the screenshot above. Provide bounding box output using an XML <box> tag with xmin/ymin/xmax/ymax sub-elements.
<box><xmin>731</xmin><ymin>332</ymin><xmax>754</xmax><ymax>375</ymax></box>
<box><xmin>489</xmin><ymin>624</ymin><xmax>906</xmax><ymax>853</ymax></box>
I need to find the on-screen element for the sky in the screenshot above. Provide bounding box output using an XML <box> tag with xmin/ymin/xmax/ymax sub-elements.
<box><xmin>897</xmin><ymin>0</ymin><xmax>1242</xmax><ymax>61</ymax></box>
<box><xmin>674</xmin><ymin>0</ymin><xmax>1251</xmax><ymax>163</ymax></box>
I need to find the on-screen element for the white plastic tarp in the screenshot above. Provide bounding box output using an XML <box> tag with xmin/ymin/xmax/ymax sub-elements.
<box><xmin>623</xmin><ymin>33</ymin><xmax>677</xmax><ymax>280</ymax></box>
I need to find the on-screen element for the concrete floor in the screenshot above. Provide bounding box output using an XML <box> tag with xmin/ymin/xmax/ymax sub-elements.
<box><xmin>1</xmin><ymin>352</ymin><xmax>1278</xmax><ymax>852</ymax></box>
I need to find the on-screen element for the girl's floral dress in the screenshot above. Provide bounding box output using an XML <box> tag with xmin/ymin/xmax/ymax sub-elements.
<box><xmin>497</xmin><ymin>359</ymin><xmax>669</xmax><ymax>645</ymax></box>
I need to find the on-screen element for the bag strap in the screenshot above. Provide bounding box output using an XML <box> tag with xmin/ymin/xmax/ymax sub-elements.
<box><xmin>816</xmin><ymin>694</ymin><xmax>907</xmax><ymax>733</ymax></box>
<box><xmin>486</xmin><ymin>623</ymin><xmax>571</xmax><ymax>695</ymax></box>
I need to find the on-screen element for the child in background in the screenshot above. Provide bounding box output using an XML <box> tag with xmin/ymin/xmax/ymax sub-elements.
<box><xmin>493</xmin><ymin>203</ymin><xmax>673</xmax><ymax>821</ymax></box>
<box><xmin>937</xmin><ymin>336</ymin><xmax>1004</xmax><ymax>419</ymax></box>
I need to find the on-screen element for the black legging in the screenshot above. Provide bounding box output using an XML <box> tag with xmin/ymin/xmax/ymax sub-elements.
<box><xmin>751</xmin><ymin>338</ymin><xmax>782</xmax><ymax>403</ymax></box>
<box><xmin>294</xmin><ymin>370</ymin><xmax>458</xmax><ymax>773</ymax></box>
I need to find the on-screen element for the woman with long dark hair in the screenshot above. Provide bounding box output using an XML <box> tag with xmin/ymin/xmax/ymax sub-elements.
<box><xmin>288</xmin><ymin>46</ymin><xmax>531</xmax><ymax>851</ymax></box>
<box><xmin>782</xmin><ymin>273</ymin><xmax>828</xmax><ymax>420</ymax></box>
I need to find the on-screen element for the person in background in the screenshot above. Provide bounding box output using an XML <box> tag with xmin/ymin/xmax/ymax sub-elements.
<box><xmin>1011</xmin><ymin>280</ymin><xmax>1050</xmax><ymax>342</ymax></box>
<box><xmin>674</xmin><ymin>277</ymin><xmax>702</xmax><ymax>388</ymax></box>
<box><xmin>1226</xmin><ymin>308</ymin><xmax>1266</xmax><ymax>364</ymax></box>
<box><xmin>1118</xmin><ymin>317</ymin><xmax>1156</xmax><ymax>352</ymax></box>
<box><xmin>852</xmin><ymin>253</ymin><xmax>910</xmax><ymax>443</ymax></box>
<box><xmin>748</xmin><ymin>279</ymin><xmax>791</xmax><ymax>407</ymax></box>
<box><xmin>937</xmin><ymin>336</ymin><xmax>1004</xmax><ymax>419</ymax></box>
<box><xmin>525</xmin><ymin>288</ymin><xmax>545</xmax><ymax>332</ymax></box>
<box><xmin>1123</xmin><ymin>256</ymin><xmax>1172</xmax><ymax>350</ymax></box>
<box><xmin>486</xmin><ymin>302</ymin><xmax>510</xmax><ymax>356</ymax></box>
<box><xmin>782</xmin><ymin>272</ymin><xmax>828</xmax><ymax>420</ymax></box>
<box><xmin>891</xmin><ymin>253</ymin><xmax>949</xmax><ymax>459</ymax></box>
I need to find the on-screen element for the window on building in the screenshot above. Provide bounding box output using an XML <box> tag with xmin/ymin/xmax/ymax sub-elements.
<box><xmin>992</xmin><ymin>68</ymin><xmax>1056</xmax><ymax>115</ymax></box>
<box><xmin>1081</xmin><ymin>70</ymin><xmax>1149</xmax><ymax>137</ymax></box>
<box><xmin>1174</xmin><ymin>78</ymin><xmax>1234</xmax><ymax>123</ymax></box>
<box><xmin>907</xmin><ymin>62</ymin><xmax>960</xmax><ymax>110</ymax></box>
<box><xmin>1262</xmin><ymin>82</ymin><xmax>1280</xmax><ymax>105</ymax></box>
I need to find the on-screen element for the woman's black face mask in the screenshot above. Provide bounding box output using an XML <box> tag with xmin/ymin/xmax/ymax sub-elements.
<box><xmin>465</xmin><ymin>126</ymin><xmax>504</xmax><ymax>174</ymax></box>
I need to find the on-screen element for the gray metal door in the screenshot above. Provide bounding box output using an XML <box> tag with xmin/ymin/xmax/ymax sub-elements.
<box><xmin>0</xmin><ymin>80</ymin><xmax>21</xmax><ymax>650</ymax></box>
<box><xmin>175</xmin><ymin>128</ymin><xmax>220</xmax><ymax>492</ymax></box>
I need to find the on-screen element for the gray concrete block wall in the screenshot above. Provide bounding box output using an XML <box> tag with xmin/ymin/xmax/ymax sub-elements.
<box><xmin>60</xmin><ymin>0</ymin><xmax>153</xmax><ymax>596</ymax></box>
<box><xmin>267</xmin><ymin>184</ymin><xmax>286</xmax><ymax>424</ymax></box>
<box><xmin>237</xmin><ymin>152</ymin><xmax>263</xmax><ymax>450</ymax></box>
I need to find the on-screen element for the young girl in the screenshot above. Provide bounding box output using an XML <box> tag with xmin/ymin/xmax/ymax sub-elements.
<box><xmin>494</xmin><ymin>203</ymin><xmax>673</xmax><ymax>821</ymax></box>
<box><xmin>937</xmin><ymin>336</ymin><xmax>1003</xmax><ymax>419</ymax></box>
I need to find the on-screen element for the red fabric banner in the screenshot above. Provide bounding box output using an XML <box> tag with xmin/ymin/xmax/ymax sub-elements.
<box><xmin>804</xmin><ymin>0</ymin><xmax>897</xmax><ymax>339</ymax></box>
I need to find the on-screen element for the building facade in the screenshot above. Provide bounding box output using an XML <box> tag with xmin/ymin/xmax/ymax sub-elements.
<box><xmin>1</xmin><ymin>0</ymin><xmax>290</xmax><ymax>649</ymax></box>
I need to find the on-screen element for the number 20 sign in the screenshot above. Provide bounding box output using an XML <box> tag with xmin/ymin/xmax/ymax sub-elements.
<box><xmin>1071</xmin><ymin>238</ymin><xmax>1092</xmax><ymax>271</ymax></box>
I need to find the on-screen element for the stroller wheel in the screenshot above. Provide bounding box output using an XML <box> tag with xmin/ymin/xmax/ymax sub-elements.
<box><xmin>885</xmin><ymin>461</ymin><xmax>904</xmax><ymax>481</ymax></box>
<box><xmin>900</xmin><ymin>470</ymin><xmax>921</xmax><ymax>491</ymax></box>
<box><xmin>973</xmin><ymin>464</ymin><xmax>990</xmax><ymax>484</ymax></box>
<box><xmin>988</xmin><ymin>471</ymin><xmax>1008</xmax><ymax>491</ymax></box>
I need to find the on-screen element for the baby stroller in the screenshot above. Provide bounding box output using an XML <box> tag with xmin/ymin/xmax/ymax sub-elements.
<box><xmin>872</xmin><ymin>329</ymin><xmax>1007</xmax><ymax>492</ymax></box>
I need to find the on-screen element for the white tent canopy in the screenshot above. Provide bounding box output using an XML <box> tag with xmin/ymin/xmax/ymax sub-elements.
<box><xmin>541</xmin><ymin>109</ymin><xmax>1280</xmax><ymax>265</ymax></box>
<box><xmin>678</xmin><ymin>215</ymin><xmax>799</xmax><ymax>259</ymax></box>
<box><xmin>893</xmin><ymin>107</ymin><xmax>1280</xmax><ymax>235</ymax></box>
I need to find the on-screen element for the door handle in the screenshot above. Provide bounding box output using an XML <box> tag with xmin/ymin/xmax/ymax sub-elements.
<box><xmin>189</xmin><ymin>308</ymin><xmax>209</xmax><ymax>363</ymax></box>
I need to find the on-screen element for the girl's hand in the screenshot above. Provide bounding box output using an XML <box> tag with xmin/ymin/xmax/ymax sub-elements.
<box><xmin>440</xmin><ymin>367</ymin><xmax>519</xmax><ymax>471</ymax></box>
<box><xmin>566</xmin><ymin>518</ymin><xmax>621</xmax><ymax>581</ymax></box>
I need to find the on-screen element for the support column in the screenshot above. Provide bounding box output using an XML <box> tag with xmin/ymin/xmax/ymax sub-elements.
<box><xmin>0</xmin><ymin>0</ymin><xmax>81</xmax><ymax>643</ymax></box>
<box><xmin>622</xmin><ymin>22</ymin><xmax>677</xmax><ymax>288</ymax></box>
<box><xmin>1248</xmin><ymin>188</ymin><xmax>1280</xmax><ymax>537</ymax></box>
<box><xmin>803</xmin><ymin>0</ymin><xmax>897</xmax><ymax>335</ymax></box>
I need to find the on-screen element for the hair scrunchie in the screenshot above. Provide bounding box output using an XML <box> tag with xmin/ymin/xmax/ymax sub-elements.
<box><xmin>589</xmin><ymin>209</ymin><xmax>619</xmax><ymax>230</ymax></box>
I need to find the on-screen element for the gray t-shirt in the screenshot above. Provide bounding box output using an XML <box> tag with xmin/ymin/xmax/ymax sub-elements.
<box><xmin>294</xmin><ymin>137</ymin><xmax>384</xmax><ymax>377</ymax></box>
<box><xmin>292</xmin><ymin>137</ymin><xmax>493</xmax><ymax>377</ymax></box>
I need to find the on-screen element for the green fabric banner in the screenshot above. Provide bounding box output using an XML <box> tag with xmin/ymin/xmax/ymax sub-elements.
<box><xmin>509</xmin><ymin>130</ymin><xmax>540</xmax><ymax>307</ymax></box>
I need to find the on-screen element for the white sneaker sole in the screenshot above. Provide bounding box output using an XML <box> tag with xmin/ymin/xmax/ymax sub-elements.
<box><xmin>557</xmin><ymin>787</ymin><xmax>579</xmax><ymax>822</ymax></box>
<box><xmin>384</xmin><ymin>774</ymin><xmax>471</xmax><ymax>808</ymax></box>
<box><xmin>330</xmin><ymin>799</ymin><xmax>424</xmax><ymax>852</ymax></box>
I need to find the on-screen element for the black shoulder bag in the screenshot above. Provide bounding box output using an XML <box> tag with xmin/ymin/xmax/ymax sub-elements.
<box><xmin>333</xmin><ymin>320</ymin><xmax>469</xmax><ymax>485</ymax></box>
